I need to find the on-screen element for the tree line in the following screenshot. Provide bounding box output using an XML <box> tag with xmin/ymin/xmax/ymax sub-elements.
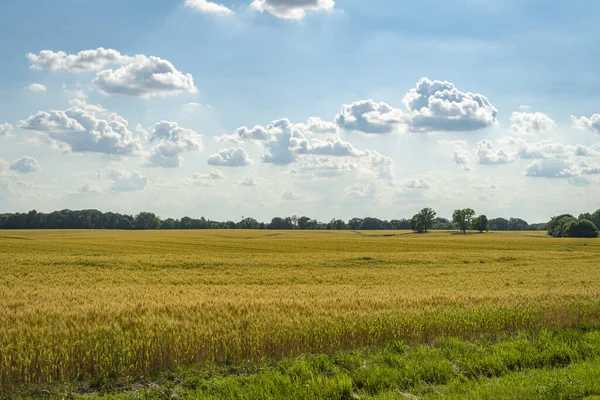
<box><xmin>0</xmin><ymin>208</ymin><xmax>554</xmax><ymax>232</ymax></box>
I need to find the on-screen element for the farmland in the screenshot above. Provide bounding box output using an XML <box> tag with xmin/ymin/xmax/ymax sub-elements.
<box><xmin>2</xmin><ymin>229</ymin><xmax>600</xmax><ymax>398</ymax></box>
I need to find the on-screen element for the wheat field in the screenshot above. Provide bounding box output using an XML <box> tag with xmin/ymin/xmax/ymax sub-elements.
<box><xmin>1</xmin><ymin>229</ymin><xmax>599</xmax><ymax>390</ymax></box>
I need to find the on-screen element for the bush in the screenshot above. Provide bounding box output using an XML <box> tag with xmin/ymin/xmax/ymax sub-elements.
<box><xmin>567</xmin><ymin>219</ymin><xmax>599</xmax><ymax>238</ymax></box>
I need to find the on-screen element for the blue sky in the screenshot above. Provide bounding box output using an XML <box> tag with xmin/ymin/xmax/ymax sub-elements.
<box><xmin>1</xmin><ymin>0</ymin><xmax>599</xmax><ymax>222</ymax></box>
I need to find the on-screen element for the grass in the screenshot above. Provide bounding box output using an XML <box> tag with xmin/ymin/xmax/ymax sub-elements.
<box><xmin>1</xmin><ymin>229</ymin><xmax>600</xmax><ymax>397</ymax></box>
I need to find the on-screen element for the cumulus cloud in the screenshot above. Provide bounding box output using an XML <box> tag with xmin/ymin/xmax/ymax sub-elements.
<box><xmin>295</xmin><ymin>117</ymin><xmax>338</xmax><ymax>135</ymax></box>
<box><xmin>251</xmin><ymin>0</ymin><xmax>334</xmax><ymax>19</ymax></box>
<box><xmin>525</xmin><ymin>159</ymin><xmax>577</xmax><ymax>179</ymax></box>
<box><xmin>9</xmin><ymin>156</ymin><xmax>41</xmax><ymax>173</ymax></box>
<box><xmin>208</xmin><ymin>147</ymin><xmax>252</xmax><ymax>167</ymax></box>
<box><xmin>501</xmin><ymin>137</ymin><xmax>568</xmax><ymax>159</ymax></box>
<box><xmin>477</xmin><ymin>140</ymin><xmax>514</xmax><ymax>165</ymax></box>
<box><xmin>406</xmin><ymin>178</ymin><xmax>431</xmax><ymax>189</ymax></box>
<box><xmin>509</xmin><ymin>111</ymin><xmax>554</xmax><ymax>135</ymax></box>
<box><xmin>238</xmin><ymin>177</ymin><xmax>258</xmax><ymax>186</ymax></box>
<box><xmin>335</xmin><ymin>100</ymin><xmax>405</xmax><ymax>135</ymax></box>
<box><xmin>27</xmin><ymin>83</ymin><xmax>47</xmax><ymax>93</ymax></box>
<box><xmin>291</xmin><ymin>156</ymin><xmax>358</xmax><ymax>178</ymax></box>
<box><xmin>582</xmin><ymin>165</ymin><xmax>600</xmax><ymax>175</ymax></box>
<box><xmin>145</xmin><ymin>121</ymin><xmax>203</xmax><ymax>168</ymax></box>
<box><xmin>344</xmin><ymin>182</ymin><xmax>377</xmax><ymax>199</ymax></box>
<box><xmin>452</xmin><ymin>149</ymin><xmax>474</xmax><ymax>170</ymax></box>
<box><xmin>28</xmin><ymin>49</ymin><xmax>196</xmax><ymax>98</ymax></box>
<box><xmin>574</xmin><ymin>145</ymin><xmax>597</xmax><ymax>157</ymax></box>
<box><xmin>0</xmin><ymin>123</ymin><xmax>12</xmax><ymax>136</ymax></box>
<box><xmin>27</xmin><ymin>48</ymin><xmax>131</xmax><ymax>72</ymax></box>
<box><xmin>282</xmin><ymin>188</ymin><xmax>303</xmax><ymax>200</ymax></box>
<box><xmin>93</xmin><ymin>55</ymin><xmax>197</xmax><ymax>98</ymax></box>
<box><xmin>185</xmin><ymin>0</ymin><xmax>233</xmax><ymax>15</ymax></box>
<box><xmin>403</xmin><ymin>77</ymin><xmax>498</xmax><ymax>132</ymax></box>
<box><xmin>571</xmin><ymin>114</ymin><xmax>600</xmax><ymax>135</ymax></box>
<box><xmin>18</xmin><ymin>104</ymin><xmax>142</xmax><ymax>155</ymax></box>
<box><xmin>107</xmin><ymin>169</ymin><xmax>148</xmax><ymax>192</ymax></box>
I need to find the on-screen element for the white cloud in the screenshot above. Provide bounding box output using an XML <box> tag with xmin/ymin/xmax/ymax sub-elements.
<box><xmin>582</xmin><ymin>165</ymin><xmax>600</xmax><ymax>175</ymax></box>
<box><xmin>574</xmin><ymin>145</ymin><xmax>597</xmax><ymax>157</ymax></box>
<box><xmin>208</xmin><ymin>168</ymin><xmax>226</xmax><ymax>179</ymax></box>
<box><xmin>145</xmin><ymin>121</ymin><xmax>204</xmax><ymax>168</ymax></box>
<box><xmin>238</xmin><ymin>177</ymin><xmax>258</xmax><ymax>186</ymax></box>
<box><xmin>93</xmin><ymin>55</ymin><xmax>197</xmax><ymax>98</ymax></box>
<box><xmin>403</xmin><ymin>77</ymin><xmax>498</xmax><ymax>132</ymax></box>
<box><xmin>251</xmin><ymin>0</ymin><xmax>334</xmax><ymax>20</ymax></box>
<box><xmin>571</xmin><ymin>114</ymin><xmax>600</xmax><ymax>135</ymax></box>
<box><xmin>477</xmin><ymin>140</ymin><xmax>514</xmax><ymax>165</ymax></box>
<box><xmin>0</xmin><ymin>123</ymin><xmax>12</xmax><ymax>137</ymax></box>
<box><xmin>27</xmin><ymin>48</ymin><xmax>131</xmax><ymax>72</ymax></box>
<box><xmin>9</xmin><ymin>156</ymin><xmax>41</xmax><ymax>173</ymax></box>
<box><xmin>28</xmin><ymin>49</ymin><xmax>196</xmax><ymax>98</ymax></box>
<box><xmin>27</xmin><ymin>83</ymin><xmax>47</xmax><ymax>93</ymax></box>
<box><xmin>335</xmin><ymin>100</ymin><xmax>405</xmax><ymax>135</ymax></box>
<box><xmin>208</xmin><ymin>147</ymin><xmax>253</xmax><ymax>167</ymax></box>
<box><xmin>406</xmin><ymin>178</ymin><xmax>431</xmax><ymax>189</ymax></box>
<box><xmin>107</xmin><ymin>168</ymin><xmax>148</xmax><ymax>192</ymax></box>
<box><xmin>525</xmin><ymin>159</ymin><xmax>577</xmax><ymax>179</ymax></box>
<box><xmin>185</xmin><ymin>0</ymin><xmax>233</xmax><ymax>15</ymax></box>
<box><xmin>509</xmin><ymin>111</ymin><xmax>554</xmax><ymax>135</ymax></box>
<box><xmin>344</xmin><ymin>182</ymin><xmax>377</xmax><ymax>199</ymax></box>
<box><xmin>291</xmin><ymin>156</ymin><xmax>358</xmax><ymax>178</ymax></box>
<box><xmin>452</xmin><ymin>149</ymin><xmax>474</xmax><ymax>170</ymax></box>
<box><xmin>18</xmin><ymin>104</ymin><xmax>142</xmax><ymax>155</ymax></box>
<box><xmin>295</xmin><ymin>117</ymin><xmax>338</xmax><ymax>135</ymax></box>
<box><xmin>282</xmin><ymin>188</ymin><xmax>303</xmax><ymax>200</ymax></box>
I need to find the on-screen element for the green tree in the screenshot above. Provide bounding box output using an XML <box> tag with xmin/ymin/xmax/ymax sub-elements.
<box><xmin>452</xmin><ymin>208</ymin><xmax>476</xmax><ymax>234</ymax></box>
<box><xmin>134</xmin><ymin>212</ymin><xmax>161</xmax><ymax>230</ymax></box>
<box><xmin>567</xmin><ymin>219</ymin><xmax>599</xmax><ymax>238</ymax></box>
<box><xmin>472</xmin><ymin>215</ymin><xmax>489</xmax><ymax>233</ymax></box>
<box><xmin>410</xmin><ymin>208</ymin><xmax>437</xmax><ymax>233</ymax></box>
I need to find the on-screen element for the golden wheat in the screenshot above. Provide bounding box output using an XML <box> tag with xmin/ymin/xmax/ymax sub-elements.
<box><xmin>1</xmin><ymin>230</ymin><xmax>599</xmax><ymax>388</ymax></box>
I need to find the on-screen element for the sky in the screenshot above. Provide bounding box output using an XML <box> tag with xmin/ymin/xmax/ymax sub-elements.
<box><xmin>0</xmin><ymin>0</ymin><xmax>599</xmax><ymax>223</ymax></box>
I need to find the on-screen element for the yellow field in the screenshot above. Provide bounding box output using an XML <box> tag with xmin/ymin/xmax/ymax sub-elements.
<box><xmin>1</xmin><ymin>230</ymin><xmax>600</xmax><ymax>389</ymax></box>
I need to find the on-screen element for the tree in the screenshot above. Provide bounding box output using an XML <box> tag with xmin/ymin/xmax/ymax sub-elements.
<box><xmin>267</xmin><ymin>217</ymin><xmax>293</xmax><ymax>230</ymax></box>
<box><xmin>489</xmin><ymin>217</ymin><xmax>509</xmax><ymax>231</ymax></box>
<box><xmin>472</xmin><ymin>215</ymin><xmax>489</xmax><ymax>233</ymax></box>
<box><xmin>547</xmin><ymin>214</ymin><xmax>575</xmax><ymax>237</ymax></box>
<box><xmin>297</xmin><ymin>216</ymin><xmax>312</xmax><ymax>230</ymax></box>
<box><xmin>410</xmin><ymin>208</ymin><xmax>436</xmax><ymax>233</ymax></box>
<box><xmin>360</xmin><ymin>217</ymin><xmax>384</xmax><ymax>230</ymax></box>
<box><xmin>508</xmin><ymin>217</ymin><xmax>529</xmax><ymax>231</ymax></box>
<box><xmin>134</xmin><ymin>212</ymin><xmax>161</xmax><ymax>230</ymax></box>
<box><xmin>452</xmin><ymin>208</ymin><xmax>475</xmax><ymax>234</ymax></box>
<box><xmin>567</xmin><ymin>219</ymin><xmax>599</xmax><ymax>238</ymax></box>
<box><xmin>348</xmin><ymin>218</ymin><xmax>363</xmax><ymax>230</ymax></box>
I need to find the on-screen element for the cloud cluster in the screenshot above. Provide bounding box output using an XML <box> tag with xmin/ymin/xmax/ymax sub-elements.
<box><xmin>220</xmin><ymin>118</ymin><xmax>361</xmax><ymax>165</ymax></box>
<box><xmin>510</xmin><ymin>111</ymin><xmax>554</xmax><ymax>135</ymax></box>
<box><xmin>403</xmin><ymin>78</ymin><xmax>498</xmax><ymax>132</ymax></box>
<box><xmin>251</xmin><ymin>0</ymin><xmax>335</xmax><ymax>20</ymax></box>
<box><xmin>27</xmin><ymin>49</ymin><xmax>196</xmax><ymax>98</ymax></box>
<box><xmin>572</xmin><ymin>114</ymin><xmax>600</xmax><ymax>135</ymax></box>
<box><xmin>477</xmin><ymin>140</ymin><xmax>514</xmax><ymax>165</ymax></box>
<box><xmin>334</xmin><ymin>78</ymin><xmax>498</xmax><ymax>135</ymax></box>
<box><xmin>219</xmin><ymin>117</ymin><xmax>395</xmax><ymax>179</ymax></box>
<box><xmin>9</xmin><ymin>156</ymin><xmax>41</xmax><ymax>173</ymax></box>
<box><xmin>334</xmin><ymin>100</ymin><xmax>405</xmax><ymax>135</ymax></box>
<box><xmin>27</xmin><ymin>83</ymin><xmax>47</xmax><ymax>93</ymax></box>
<box><xmin>184</xmin><ymin>169</ymin><xmax>226</xmax><ymax>187</ymax></box>
<box><xmin>185</xmin><ymin>0</ymin><xmax>233</xmax><ymax>15</ymax></box>
<box><xmin>0</xmin><ymin>123</ymin><xmax>12</xmax><ymax>137</ymax></box>
<box><xmin>18</xmin><ymin>103</ymin><xmax>143</xmax><ymax>155</ymax></box>
<box><xmin>208</xmin><ymin>147</ymin><xmax>252</xmax><ymax>167</ymax></box>
<box><xmin>107</xmin><ymin>168</ymin><xmax>148</xmax><ymax>192</ymax></box>
<box><xmin>145</xmin><ymin>121</ymin><xmax>204</xmax><ymax>168</ymax></box>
